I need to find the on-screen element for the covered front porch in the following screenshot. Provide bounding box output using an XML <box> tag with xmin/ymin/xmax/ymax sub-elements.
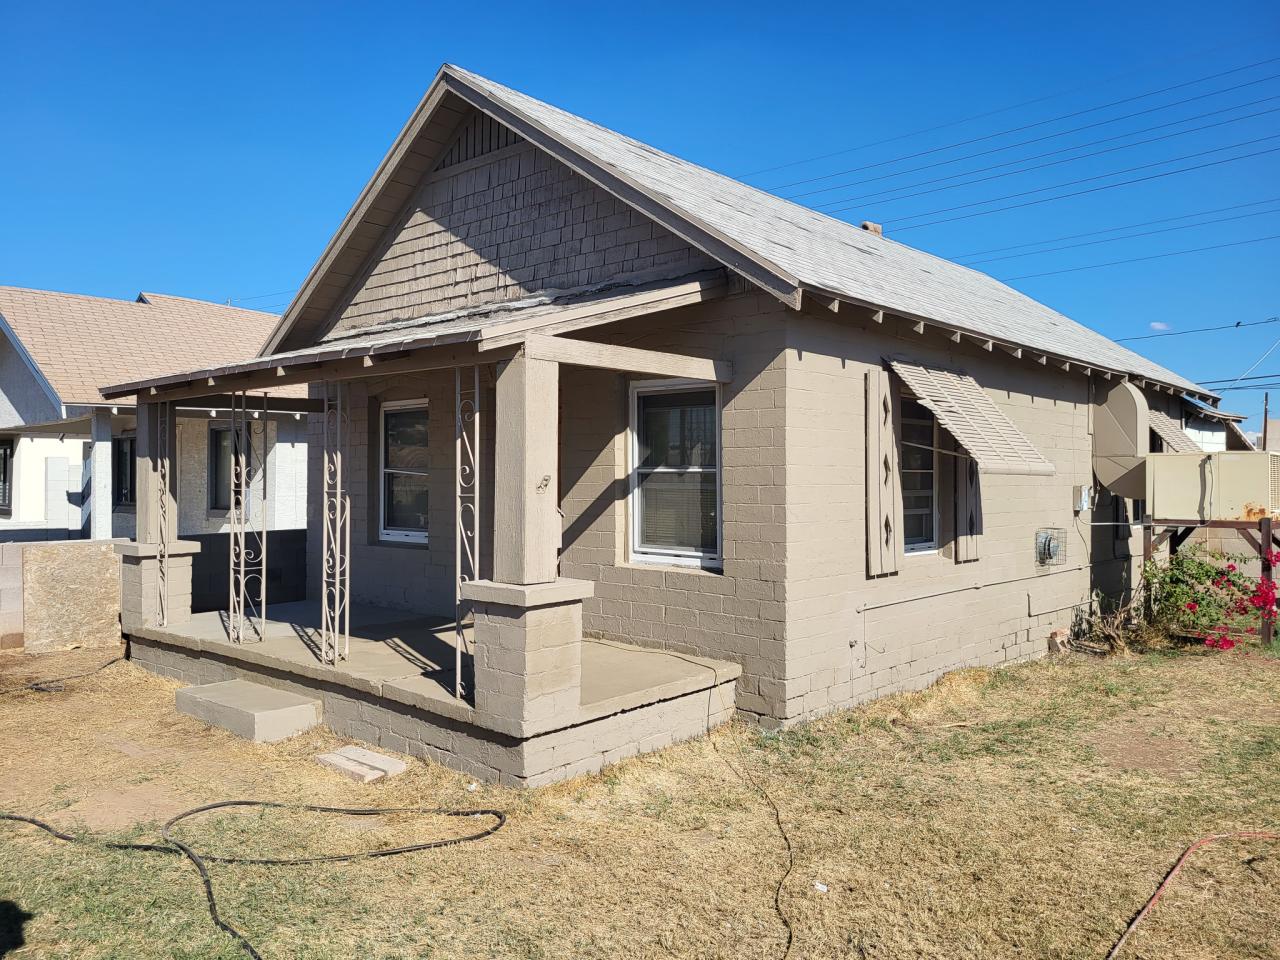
<box><xmin>104</xmin><ymin>277</ymin><xmax>742</xmax><ymax>785</ymax></box>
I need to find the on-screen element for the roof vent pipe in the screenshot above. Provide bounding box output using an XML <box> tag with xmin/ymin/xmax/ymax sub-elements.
<box><xmin>861</xmin><ymin>221</ymin><xmax>884</xmax><ymax>236</ymax></box>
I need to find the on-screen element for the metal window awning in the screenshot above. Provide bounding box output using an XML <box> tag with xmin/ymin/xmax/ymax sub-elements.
<box><xmin>887</xmin><ymin>357</ymin><xmax>1055</xmax><ymax>477</ymax></box>
<box><xmin>1148</xmin><ymin>407</ymin><xmax>1203</xmax><ymax>453</ymax></box>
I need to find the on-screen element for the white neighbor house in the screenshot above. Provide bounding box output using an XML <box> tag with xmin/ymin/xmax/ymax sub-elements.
<box><xmin>0</xmin><ymin>287</ymin><xmax>308</xmax><ymax>607</ymax></box>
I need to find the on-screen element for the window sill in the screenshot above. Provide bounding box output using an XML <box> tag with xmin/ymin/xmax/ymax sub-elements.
<box><xmin>374</xmin><ymin>537</ymin><xmax>431</xmax><ymax>551</ymax></box>
<box><xmin>627</xmin><ymin>552</ymin><xmax>723</xmax><ymax>573</ymax></box>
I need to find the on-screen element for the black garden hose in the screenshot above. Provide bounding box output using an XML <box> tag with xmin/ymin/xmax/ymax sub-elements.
<box><xmin>2</xmin><ymin>803</ymin><xmax>506</xmax><ymax>959</ymax></box>
<box><xmin>2</xmin><ymin>661</ymin><xmax>506</xmax><ymax>958</ymax></box>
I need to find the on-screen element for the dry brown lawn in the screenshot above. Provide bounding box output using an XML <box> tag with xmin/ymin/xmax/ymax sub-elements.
<box><xmin>0</xmin><ymin>644</ymin><xmax>1277</xmax><ymax>959</ymax></box>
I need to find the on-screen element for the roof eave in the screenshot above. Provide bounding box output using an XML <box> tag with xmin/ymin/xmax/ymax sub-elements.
<box><xmin>797</xmin><ymin>283</ymin><xmax>1219</xmax><ymax>405</ymax></box>
<box><xmin>0</xmin><ymin>309</ymin><xmax>66</xmax><ymax>419</ymax></box>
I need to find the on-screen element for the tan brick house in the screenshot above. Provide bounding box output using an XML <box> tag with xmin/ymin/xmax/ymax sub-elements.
<box><xmin>103</xmin><ymin>65</ymin><xmax>1232</xmax><ymax>785</ymax></box>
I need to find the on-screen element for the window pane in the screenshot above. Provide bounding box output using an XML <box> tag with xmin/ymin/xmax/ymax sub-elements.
<box><xmin>211</xmin><ymin>429</ymin><xmax>232</xmax><ymax>510</ymax></box>
<box><xmin>638</xmin><ymin>471</ymin><xmax>716</xmax><ymax>552</ymax></box>
<box><xmin>904</xmin><ymin>512</ymin><xmax>934</xmax><ymax>545</ymax></box>
<box><xmin>0</xmin><ymin>439</ymin><xmax>12</xmax><ymax>509</ymax></box>
<box><xmin>384</xmin><ymin>473</ymin><xmax>429</xmax><ymax>532</ymax></box>
<box><xmin>384</xmin><ymin>408</ymin><xmax>429</xmax><ymax>473</ymax></box>
<box><xmin>638</xmin><ymin>391</ymin><xmax>716</xmax><ymax>469</ymax></box>
<box><xmin>901</xmin><ymin>471</ymin><xmax>932</xmax><ymax>492</ymax></box>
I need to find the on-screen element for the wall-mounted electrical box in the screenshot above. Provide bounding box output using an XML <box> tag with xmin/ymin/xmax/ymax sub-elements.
<box><xmin>1145</xmin><ymin>451</ymin><xmax>1280</xmax><ymax>523</ymax></box>
<box><xmin>1072</xmin><ymin>484</ymin><xmax>1092</xmax><ymax>514</ymax></box>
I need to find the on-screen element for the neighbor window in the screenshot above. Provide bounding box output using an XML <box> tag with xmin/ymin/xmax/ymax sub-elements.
<box><xmin>380</xmin><ymin>400</ymin><xmax>429</xmax><ymax>543</ymax></box>
<box><xmin>209</xmin><ymin>426</ymin><xmax>233</xmax><ymax>511</ymax></box>
<box><xmin>630</xmin><ymin>382</ymin><xmax>720</xmax><ymax>566</ymax></box>
<box><xmin>112</xmin><ymin>436</ymin><xmax>136</xmax><ymax>506</ymax></box>
<box><xmin>900</xmin><ymin>398</ymin><xmax>938</xmax><ymax>553</ymax></box>
<box><xmin>0</xmin><ymin>437</ymin><xmax>13</xmax><ymax>516</ymax></box>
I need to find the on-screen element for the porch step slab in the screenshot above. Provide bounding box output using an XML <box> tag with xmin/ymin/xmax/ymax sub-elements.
<box><xmin>316</xmin><ymin>745</ymin><xmax>407</xmax><ymax>783</ymax></box>
<box><xmin>176</xmin><ymin>679</ymin><xmax>320</xmax><ymax>743</ymax></box>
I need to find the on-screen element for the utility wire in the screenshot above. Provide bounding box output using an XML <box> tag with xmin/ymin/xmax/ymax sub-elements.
<box><xmin>813</xmin><ymin>101</ymin><xmax>1280</xmax><ymax>210</ymax></box>
<box><xmin>761</xmin><ymin>55</ymin><xmax>1280</xmax><ymax>190</ymax></box>
<box><xmin>1117</xmin><ymin>315</ymin><xmax>1280</xmax><ymax>342</ymax></box>
<box><xmin>1000</xmin><ymin>233</ymin><xmax>1280</xmax><ymax>281</ymax></box>
<box><xmin>790</xmin><ymin>78</ymin><xmax>1280</xmax><ymax>200</ymax></box>
<box><xmin>889</xmin><ymin>142</ymin><xmax>1280</xmax><ymax>231</ymax></box>
<box><xmin>228</xmin><ymin>289</ymin><xmax>295</xmax><ymax>304</ymax></box>
<box><xmin>1223</xmin><ymin>332</ymin><xmax>1280</xmax><ymax>389</ymax></box>
<box><xmin>949</xmin><ymin>197</ymin><xmax>1280</xmax><ymax>258</ymax></box>
<box><xmin>835</xmin><ymin>132</ymin><xmax>1280</xmax><ymax>219</ymax></box>
<box><xmin>962</xmin><ymin>207</ymin><xmax>1280</xmax><ymax>265</ymax></box>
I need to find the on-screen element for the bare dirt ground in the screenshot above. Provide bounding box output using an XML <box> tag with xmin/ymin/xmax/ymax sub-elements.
<box><xmin>1</xmin><ymin>645</ymin><xmax>1277</xmax><ymax>959</ymax></box>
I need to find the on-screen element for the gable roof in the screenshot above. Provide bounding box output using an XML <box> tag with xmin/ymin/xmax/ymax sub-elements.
<box><xmin>0</xmin><ymin>286</ymin><xmax>283</xmax><ymax>408</ymax></box>
<box><xmin>262</xmin><ymin>64</ymin><xmax>1214</xmax><ymax>402</ymax></box>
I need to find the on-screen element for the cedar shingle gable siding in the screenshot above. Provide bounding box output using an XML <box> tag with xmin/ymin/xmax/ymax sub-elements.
<box><xmin>324</xmin><ymin>111</ymin><xmax>716</xmax><ymax>338</ymax></box>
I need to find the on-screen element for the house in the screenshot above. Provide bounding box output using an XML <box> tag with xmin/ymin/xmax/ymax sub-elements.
<box><xmin>103</xmin><ymin>65</ymin><xmax>1229</xmax><ymax>786</ymax></box>
<box><xmin>0</xmin><ymin>288</ymin><xmax>309</xmax><ymax>609</ymax></box>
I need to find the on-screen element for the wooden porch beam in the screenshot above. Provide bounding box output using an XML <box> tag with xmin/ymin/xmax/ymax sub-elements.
<box><xmin>520</xmin><ymin>334</ymin><xmax>731</xmax><ymax>382</ymax></box>
<box><xmin>478</xmin><ymin>271</ymin><xmax>728</xmax><ymax>351</ymax></box>
<box><xmin>135</xmin><ymin>344</ymin><xmax>520</xmax><ymax>404</ymax></box>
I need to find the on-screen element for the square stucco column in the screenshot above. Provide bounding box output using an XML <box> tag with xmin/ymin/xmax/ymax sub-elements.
<box><xmin>465</xmin><ymin>354</ymin><xmax>592</xmax><ymax>732</ymax></box>
<box><xmin>461</xmin><ymin>578</ymin><xmax>593</xmax><ymax>735</ymax></box>
<box><xmin>493</xmin><ymin>354</ymin><xmax>560</xmax><ymax>585</ymax></box>
<box><xmin>86</xmin><ymin>408</ymin><xmax>113</xmax><ymax>539</ymax></box>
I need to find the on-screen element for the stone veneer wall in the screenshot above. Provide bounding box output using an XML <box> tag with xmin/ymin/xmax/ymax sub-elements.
<box><xmin>0</xmin><ymin>540</ymin><xmax>122</xmax><ymax>652</ymax></box>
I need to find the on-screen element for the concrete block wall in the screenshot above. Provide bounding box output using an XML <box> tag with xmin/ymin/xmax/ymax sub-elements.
<box><xmin>305</xmin><ymin>368</ymin><xmax>494</xmax><ymax>616</ymax></box>
<box><xmin>777</xmin><ymin>310</ymin><xmax>1113</xmax><ymax>720</ymax></box>
<box><xmin>326</xmin><ymin>130</ymin><xmax>716</xmax><ymax>337</ymax></box>
<box><xmin>559</xmin><ymin>291</ymin><xmax>793</xmax><ymax>723</ymax></box>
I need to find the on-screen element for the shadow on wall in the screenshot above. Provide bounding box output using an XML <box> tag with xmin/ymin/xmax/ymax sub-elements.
<box><xmin>0</xmin><ymin>900</ymin><xmax>34</xmax><ymax>957</ymax></box>
<box><xmin>189</xmin><ymin>529</ymin><xmax>309</xmax><ymax>614</ymax></box>
<box><xmin>0</xmin><ymin>528</ymin><xmax>76</xmax><ymax>544</ymax></box>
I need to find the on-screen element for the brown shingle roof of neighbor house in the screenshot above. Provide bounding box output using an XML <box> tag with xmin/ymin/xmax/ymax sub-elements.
<box><xmin>0</xmin><ymin>286</ymin><xmax>301</xmax><ymax>408</ymax></box>
<box><xmin>255</xmin><ymin>63</ymin><xmax>1217</xmax><ymax>405</ymax></box>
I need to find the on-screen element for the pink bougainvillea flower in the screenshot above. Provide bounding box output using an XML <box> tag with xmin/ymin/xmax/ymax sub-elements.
<box><xmin>1186</xmin><ymin>601</ymin><xmax>1199</xmax><ymax>612</ymax></box>
<box><xmin>1221</xmin><ymin>638</ymin><xmax>1236</xmax><ymax>650</ymax></box>
<box><xmin>1227</xmin><ymin>563</ymin><xmax>1237</xmax><ymax>572</ymax></box>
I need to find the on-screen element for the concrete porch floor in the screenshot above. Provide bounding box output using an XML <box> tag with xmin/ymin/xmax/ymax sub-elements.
<box><xmin>126</xmin><ymin>600</ymin><xmax>741</xmax><ymax>785</ymax></box>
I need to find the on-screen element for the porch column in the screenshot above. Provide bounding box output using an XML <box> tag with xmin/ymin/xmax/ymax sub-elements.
<box><xmin>85</xmin><ymin>408</ymin><xmax>113</xmax><ymax>540</ymax></box>
<box><xmin>117</xmin><ymin>400</ymin><xmax>198</xmax><ymax>630</ymax></box>
<box><xmin>493</xmin><ymin>355</ymin><xmax>561</xmax><ymax>585</ymax></box>
<box><xmin>461</xmin><ymin>354</ymin><xmax>592</xmax><ymax>734</ymax></box>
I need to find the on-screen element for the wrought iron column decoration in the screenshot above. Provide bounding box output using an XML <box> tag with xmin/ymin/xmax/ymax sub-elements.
<box><xmin>156</xmin><ymin>400</ymin><xmax>171</xmax><ymax>627</ymax></box>
<box><xmin>455</xmin><ymin>365</ymin><xmax>482</xmax><ymax>699</ymax></box>
<box><xmin>228</xmin><ymin>391</ymin><xmax>269</xmax><ymax>644</ymax></box>
<box><xmin>321</xmin><ymin>382</ymin><xmax>351</xmax><ymax>665</ymax></box>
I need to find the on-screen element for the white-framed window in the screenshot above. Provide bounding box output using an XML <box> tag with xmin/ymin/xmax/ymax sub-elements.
<box><xmin>628</xmin><ymin>379</ymin><xmax>721</xmax><ymax>568</ymax></box>
<box><xmin>380</xmin><ymin>399</ymin><xmax>430</xmax><ymax>543</ymax></box>
<box><xmin>900</xmin><ymin>398</ymin><xmax>939</xmax><ymax>554</ymax></box>
<box><xmin>208</xmin><ymin>425</ymin><xmax>233</xmax><ymax>511</ymax></box>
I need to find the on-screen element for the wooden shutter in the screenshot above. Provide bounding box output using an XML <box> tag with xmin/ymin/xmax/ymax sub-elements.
<box><xmin>955</xmin><ymin>455</ymin><xmax>981</xmax><ymax>563</ymax></box>
<box><xmin>865</xmin><ymin>368</ymin><xmax>901</xmax><ymax>577</ymax></box>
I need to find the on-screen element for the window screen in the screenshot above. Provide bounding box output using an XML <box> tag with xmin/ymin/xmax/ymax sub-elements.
<box><xmin>634</xmin><ymin>388</ymin><xmax>718</xmax><ymax>559</ymax></box>
<box><xmin>112</xmin><ymin>437</ymin><xmax>136</xmax><ymax>506</ymax></box>
<box><xmin>381</xmin><ymin>403</ymin><xmax>429</xmax><ymax>542</ymax></box>
<box><xmin>209</xmin><ymin>427</ymin><xmax>233</xmax><ymax>511</ymax></box>
<box><xmin>900</xmin><ymin>399</ymin><xmax>937</xmax><ymax>551</ymax></box>
<box><xmin>0</xmin><ymin>437</ymin><xmax>13</xmax><ymax>514</ymax></box>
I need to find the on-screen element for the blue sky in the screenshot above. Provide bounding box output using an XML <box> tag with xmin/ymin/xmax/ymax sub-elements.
<box><xmin>2</xmin><ymin>1</ymin><xmax>1277</xmax><ymax>427</ymax></box>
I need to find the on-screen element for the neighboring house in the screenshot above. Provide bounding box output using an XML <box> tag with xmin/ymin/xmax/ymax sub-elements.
<box><xmin>0</xmin><ymin>288</ymin><xmax>309</xmax><ymax>607</ymax></box>
<box><xmin>104</xmin><ymin>66</ymin><xmax>1237</xmax><ymax>785</ymax></box>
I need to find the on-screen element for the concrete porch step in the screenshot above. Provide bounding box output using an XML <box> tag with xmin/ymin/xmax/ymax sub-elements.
<box><xmin>176</xmin><ymin>679</ymin><xmax>321</xmax><ymax>743</ymax></box>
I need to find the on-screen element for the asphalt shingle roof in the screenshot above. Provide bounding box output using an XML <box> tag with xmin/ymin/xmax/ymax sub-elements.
<box><xmin>444</xmin><ymin>65</ymin><xmax>1211</xmax><ymax>398</ymax></box>
<box><xmin>0</xmin><ymin>287</ymin><xmax>286</xmax><ymax>406</ymax></box>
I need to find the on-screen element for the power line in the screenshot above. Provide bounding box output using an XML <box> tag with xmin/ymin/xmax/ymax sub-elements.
<box><xmin>229</xmin><ymin>289</ymin><xmax>295</xmax><ymax>304</ymax></box>
<box><xmin>762</xmin><ymin>55</ymin><xmax>1280</xmax><ymax>190</ymax></box>
<box><xmin>947</xmin><ymin>197</ymin><xmax>1280</xmax><ymax>258</ymax></box>
<box><xmin>833</xmin><ymin>132</ymin><xmax>1280</xmax><ymax>220</ymax></box>
<box><xmin>1117</xmin><ymin>315</ymin><xmax>1280</xmax><ymax>342</ymax></box>
<box><xmin>740</xmin><ymin>37</ymin><xmax>1253</xmax><ymax>179</ymax></box>
<box><xmin>815</xmin><ymin>101</ymin><xmax>1280</xmax><ymax>211</ymax></box>
<box><xmin>790</xmin><ymin>78</ymin><xmax>1280</xmax><ymax>200</ymax></box>
<box><xmin>889</xmin><ymin>142</ymin><xmax>1280</xmax><ymax>232</ymax></box>
<box><xmin>1000</xmin><ymin>233</ymin><xmax>1280</xmax><ymax>281</ymax></box>
<box><xmin>962</xmin><ymin>207</ymin><xmax>1280</xmax><ymax>265</ymax></box>
<box><xmin>1223</xmin><ymin>332</ymin><xmax>1280</xmax><ymax>389</ymax></box>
